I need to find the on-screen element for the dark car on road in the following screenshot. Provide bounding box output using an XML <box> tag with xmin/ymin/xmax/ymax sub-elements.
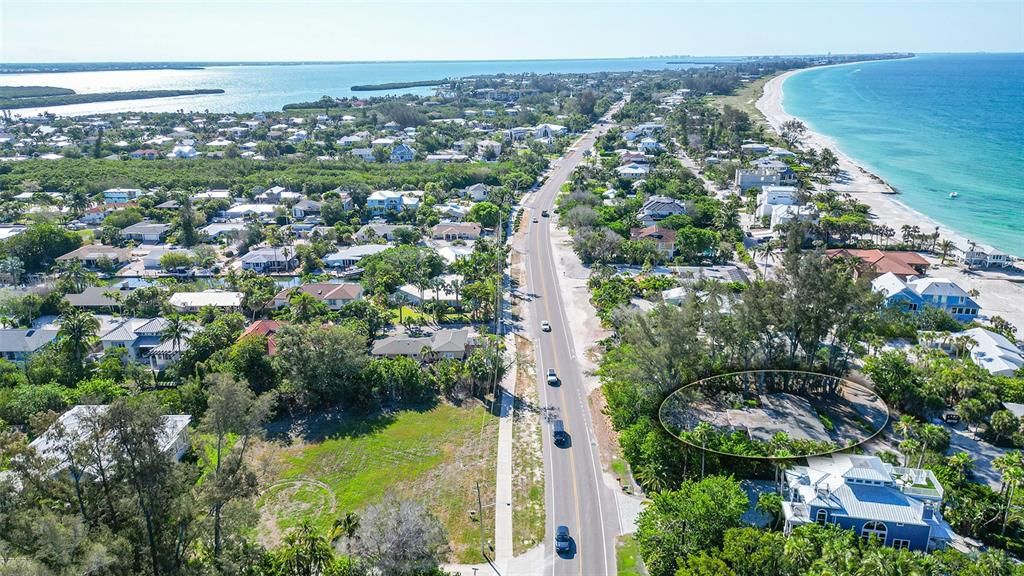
<box><xmin>555</xmin><ymin>525</ymin><xmax>571</xmax><ymax>554</ymax></box>
<box><xmin>553</xmin><ymin>419</ymin><xmax>568</xmax><ymax>446</ymax></box>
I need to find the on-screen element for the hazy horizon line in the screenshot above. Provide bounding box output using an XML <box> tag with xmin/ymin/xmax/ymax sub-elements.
<box><xmin>9</xmin><ymin>50</ymin><xmax>1023</xmax><ymax>67</ymax></box>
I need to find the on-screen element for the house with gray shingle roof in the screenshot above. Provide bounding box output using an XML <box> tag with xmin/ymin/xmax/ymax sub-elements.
<box><xmin>239</xmin><ymin>246</ymin><xmax>297</xmax><ymax>273</ymax></box>
<box><xmin>99</xmin><ymin>317</ymin><xmax>172</xmax><ymax>362</ymax></box>
<box><xmin>292</xmin><ymin>199</ymin><xmax>322</xmax><ymax>219</ymax></box>
<box><xmin>65</xmin><ymin>284</ymin><xmax>133</xmax><ymax>310</ymax></box>
<box><xmin>0</xmin><ymin>328</ymin><xmax>59</xmax><ymax>363</ymax></box>
<box><xmin>370</xmin><ymin>328</ymin><xmax>477</xmax><ymax>361</ymax></box>
<box><xmin>324</xmin><ymin>245</ymin><xmax>390</xmax><ymax>268</ymax></box>
<box><xmin>637</xmin><ymin>195</ymin><xmax>689</xmax><ymax>227</ymax></box>
<box><xmin>120</xmin><ymin>221</ymin><xmax>170</xmax><ymax>244</ymax></box>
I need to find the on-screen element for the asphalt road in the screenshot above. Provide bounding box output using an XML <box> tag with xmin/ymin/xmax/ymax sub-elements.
<box><xmin>523</xmin><ymin>111</ymin><xmax>621</xmax><ymax>576</ymax></box>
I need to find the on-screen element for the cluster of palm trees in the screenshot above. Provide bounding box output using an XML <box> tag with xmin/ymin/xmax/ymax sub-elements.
<box><xmin>994</xmin><ymin>451</ymin><xmax>1024</xmax><ymax>536</ymax></box>
<box><xmin>894</xmin><ymin>414</ymin><xmax>950</xmax><ymax>469</ymax></box>
<box><xmin>0</xmin><ymin>256</ymin><xmax>25</xmax><ymax>285</ymax></box>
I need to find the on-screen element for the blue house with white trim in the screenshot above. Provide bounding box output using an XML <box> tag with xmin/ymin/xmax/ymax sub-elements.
<box><xmin>389</xmin><ymin>143</ymin><xmax>416</xmax><ymax>163</ymax></box>
<box><xmin>871</xmin><ymin>272</ymin><xmax>980</xmax><ymax>323</ymax></box>
<box><xmin>783</xmin><ymin>454</ymin><xmax>955</xmax><ymax>551</ymax></box>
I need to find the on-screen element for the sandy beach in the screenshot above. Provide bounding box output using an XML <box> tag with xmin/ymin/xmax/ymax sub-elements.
<box><xmin>756</xmin><ymin>69</ymin><xmax>1024</xmax><ymax>335</ymax></box>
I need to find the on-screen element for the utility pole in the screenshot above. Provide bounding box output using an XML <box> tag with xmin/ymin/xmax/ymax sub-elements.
<box><xmin>476</xmin><ymin>480</ymin><xmax>486</xmax><ymax>560</ymax></box>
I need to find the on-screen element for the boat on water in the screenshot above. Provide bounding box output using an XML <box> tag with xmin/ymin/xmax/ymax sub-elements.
<box><xmin>949</xmin><ymin>191</ymin><xmax>959</xmax><ymax>199</ymax></box>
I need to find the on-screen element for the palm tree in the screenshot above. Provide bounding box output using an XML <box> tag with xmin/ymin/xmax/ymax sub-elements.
<box><xmin>56</xmin><ymin>259</ymin><xmax>94</xmax><ymax>294</ymax></box>
<box><xmin>994</xmin><ymin>451</ymin><xmax>1024</xmax><ymax>535</ymax></box>
<box><xmin>947</xmin><ymin>335</ymin><xmax>975</xmax><ymax>360</ymax></box>
<box><xmin>393</xmin><ymin>293</ymin><xmax>409</xmax><ymax>324</ymax></box>
<box><xmin>898</xmin><ymin>438</ymin><xmax>921</xmax><ymax>468</ymax></box>
<box><xmin>278</xmin><ymin>521</ymin><xmax>334</xmax><ymax>576</ymax></box>
<box><xmin>160</xmin><ymin>315</ymin><xmax>190</xmax><ymax>355</ymax></box>
<box><xmin>414</xmin><ymin>275</ymin><xmax>432</xmax><ymax>314</ymax></box>
<box><xmin>947</xmin><ymin>453</ymin><xmax>974</xmax><ymax>483</ymax></box>
<box><xmin>0</xmin><ymin>256</ymin><xmax>25</xmax><ymax>285</ymax></box>
<box><xmin>57</xmin><ymin>308</ymin><xmax>100</xmax><ymax>370</ymax></box>
<box><xmin>692</xmin><ymin>421</ymin><xmax>713</xmax><ymax>478</ymax></box>
<box><xmin>66</xmin><ymin>188</ymin><xmax>89</xmax><ymax>218</ymax></box>
<box><xmin>289</xmin><ymin>291</ymin><xmax>320</xmax><ymax>323</ymax></box>
<box><xmin>756</xmin><ymin>492</ymin><xmax>783</xmax><ymax>530</ymax></box>
<box><xmin>749</xmin><ymin>243</ymin><xmax>769</xmax><ymax>279</ymax></box>
<box><xmin>328</xmin><ymin>511</ymin><xmax>360</xmax><ymax>542</ymax></box>
<box><xmin>783</xmin><ymin>535</ymin><xmax>815</xmax><ymax>572</ymax></box>
<box><xmin>894</xmin><ymin>415</ymin><xmax>918</xmax><ymax>441</ymax></box>
<box><xmin>430</xmin><ymin>277</ymin><xmax>448</xmax><ymax>314</ymax></box>
<box><xmin>880</xmin><ymin>225</ymin><xmax>895</xmax><ymax>248</ymax></box>
<box><xmin>900</xmin><ymin>225</ymin><xmax>913</xmax><ymax>245</ymax></box>
<box><xmin>633</xmin><ymin>463</ymin><xmax>668</xmax><ymax>493</ymax></box>
<box><xmin>937</xmin><ymin>239</ymin><xmax>956</xmax><ymax>265</ymax></box>
<box><xmin>449</xmin><ymin>277</ymin><xmax>462</xmax><ymax>310</ymax></box>
<box><xmin>917</xmin><ymin>424</ymin><xmax>947</xmax><ymax>468</ymax></box>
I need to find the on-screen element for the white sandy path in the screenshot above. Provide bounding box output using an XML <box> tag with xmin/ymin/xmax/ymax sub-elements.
<box><xmin>757</xmin><ymin>68</ymin><xmax>1024</xmax><ymax>334</ymax></box>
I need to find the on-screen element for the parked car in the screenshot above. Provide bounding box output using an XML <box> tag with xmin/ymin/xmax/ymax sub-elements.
<box><xmin>547</xmin><ymin>368</ymin><xmax>558</xmax><ymax>385</ymax></box>
<box><xmin>541</xmin><ymin>320</ymin><xmax>551</xmax><ymax>332</ymax></box>
<box><xmin>555</xmin><ymin>525</ymin><xmax>571</xmax><ymax>553</ymax></box>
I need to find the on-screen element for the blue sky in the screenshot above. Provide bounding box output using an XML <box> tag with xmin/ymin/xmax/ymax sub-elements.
<box><xmin>2</xmin><ymin>1</ymin><xmax>1022</xmax><ymax>62</ymax></box>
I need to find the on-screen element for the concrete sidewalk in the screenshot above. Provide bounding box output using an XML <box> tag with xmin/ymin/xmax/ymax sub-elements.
<box><xmin>494</xmin><ymin>382</ymin><xmax>514</xmax><ymax>562</ymax></box>
<box><xmin>493</xmin><ymin>210</ymin><xmax>518</xmax><ymax>564</ymax></box>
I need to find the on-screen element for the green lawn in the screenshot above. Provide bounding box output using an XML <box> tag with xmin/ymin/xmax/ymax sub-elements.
<box><xmin>709</xmin><ymin>73</ymin><xmax>774</xmax><ymax>125</ymax></box>
<box><xmin>388</xmin><ymin>305</ymin><xmax>472</xmax><ymax>325</ymax></box>
<box><xmin>617</xmin><ymin>535</ymin><xmax>645</xmax><ymax>575</ymax></box>
<box><xmin>75</xmin><ymin>229</ymin><xmax>95</xmax><ymax>244</ymax></box>
<box><xmin>257</xmin><ymin>403</ymin><xmax>498</xmax><ymax>563</ymax></box>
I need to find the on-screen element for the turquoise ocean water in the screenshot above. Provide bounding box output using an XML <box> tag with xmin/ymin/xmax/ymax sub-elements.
<box><xmin>783</xmin><ymin>53</ymin><xmax>1024</xmax><ymax>256</ymax></box>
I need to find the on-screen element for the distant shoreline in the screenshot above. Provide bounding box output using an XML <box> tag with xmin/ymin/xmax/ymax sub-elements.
<box><xmin>0</xmin><ymin>53</ymin><xmax>927</xmax><ymax>75</ymax></box>
<box><xmin>0</xmin><ymin>88</ymin><xmax>225</xmax><ymax>109</ymax></box>
<box><xmin>0</xmin><ymin>64</ymin><xmax>205</xmax><ymax>74</ymax></box>
<box><xmin>351</xmin><ymin>80</ymin><xmax>446</xmax><ymax>91</ymax></box>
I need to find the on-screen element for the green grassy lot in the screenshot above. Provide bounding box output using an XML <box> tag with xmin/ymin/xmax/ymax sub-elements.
<box><xmin>388</xmin><ymin>305</ymin><xmax>472</xmax><ymax>325</ymax></box>
<box><xmin>709</xmin><ymin>74</ymin><xmax>774</xmax><ymax>125</ymax></box>
<box><xmin>256</xmin><ymin>403</ymin><xmax>497</xmax><ymax>563</ymax></box>
<box><xmin>75</xmin><ymin>229</ymin><xmax>95</xmax><ymax>244</ymax></box>
<box><xmin>617</xmin><ymin>534</ymin><xmax>645</xmax><ymax>575</ymax></box>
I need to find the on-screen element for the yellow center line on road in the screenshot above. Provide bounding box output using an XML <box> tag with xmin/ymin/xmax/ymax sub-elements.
<box><xmin>535</xmin><ymin>203</ymin><xmax>584</xmax><ymax>576</ymax></box>
<box><xmin>528</xmin><ymin>119</ymin><xmax>616</xmax><ymax>576</ymax></box>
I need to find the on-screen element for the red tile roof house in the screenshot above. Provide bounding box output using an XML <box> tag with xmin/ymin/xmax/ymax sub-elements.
<box><xmin>630</xmin><ymin>225</ymin><xmax>677</xmax><ymax>259</ymax></box>
<box><xmin>825</xmin><ymin>249</ymin><xmax>929</xmax><ymax>280</ymax></box>
<box><xmin>240</xmin><ymin>320</ymin><xmax>283</xmax><ymax>355</ymax></box>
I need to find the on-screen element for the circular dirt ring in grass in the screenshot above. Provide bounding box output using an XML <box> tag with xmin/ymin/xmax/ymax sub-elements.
<box><xmin>658</xmin><ymin>370</ymin><xmax>889</xmax><ymax>460</ymax></box>
<box><xmin>260</xmin><ymin>477</ymin><xmax>337</xmax><ymax>523</ymax></box>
